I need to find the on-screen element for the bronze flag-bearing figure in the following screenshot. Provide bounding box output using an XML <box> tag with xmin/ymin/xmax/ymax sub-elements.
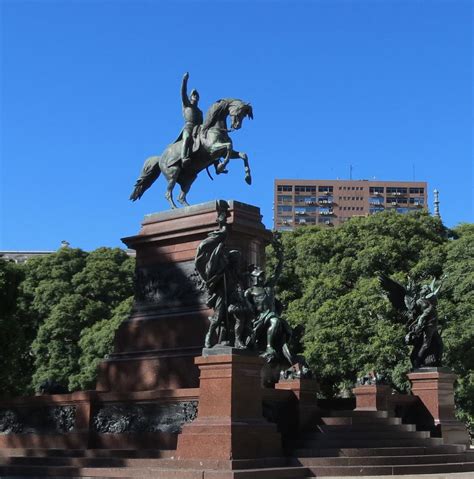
<box><xmin>379</xmin><ymin>273</ymin><xmax>445</xmax><ymax>369</ymax></box>
<box><xmin>130</xmin><ymin>72</ymin><xmax>253</xmax><ymax>209</ymax></box>
<box><xmin>194</xmin><ymin>201</ymin><xmax>252</xmax><ymax>349</ymax></box>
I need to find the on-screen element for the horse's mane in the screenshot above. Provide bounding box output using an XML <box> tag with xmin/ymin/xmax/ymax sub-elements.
<box><xmin>202</xmin><ymin>98</ymin><xmax>253</xmax><ymax>133</ymax></box>
<box><xmin>202</xmin><ymin>99</ymin><xmax>230</xmax><ymax>132</ymax></box>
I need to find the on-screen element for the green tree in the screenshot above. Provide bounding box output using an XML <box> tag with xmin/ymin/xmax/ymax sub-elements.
<box><xmin>30</xmin><ymin>247</ymin><xmax>134</xmax><ymax>392</ymax></box>
<box><xmin>0</xmin><ymin>260</ymin><xmax>32</xmax><ymax>397</ymax></box>
<box><xmin>439</xmin><ymin>224</ymin><xmax>474</xmax><ymax>430</ymax></box>
<box><xmin>269</xmin><ymin>211</ymin><xmax>447</xmax><ymax>396</ymax></box>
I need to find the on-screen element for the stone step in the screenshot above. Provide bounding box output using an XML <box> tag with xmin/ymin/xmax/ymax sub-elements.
<box><xmin>316</xmin><ymin>423</ymin><xmax>416</xmax><ymax>433</ymax></box>
<box><xmin>0</xmin><ymin>448</ymin><xmax>174</xmax><ymax>458</ymax></box>
<box><xmin>292</xmin><ymin>438</ymin><xmax>445</xmax><ymax>454</ymax></box>
<box><xmin>326</xmin><ymin>410</ymin><xmax>390</xmax><ymax>418</ymax></box>
<box><xmin>320</xmin><ymin>416</ymin><xmax>401</xmax><ymax>426</ymax></box>
<box><xmin>0</xmin><ymin>456</ymin><xmax>167</xmax><ymax>467</ymax></box>
<box><xmin>307</xmin><ymin>461</ymin><xmax>474</xmax><ymax>476</ymax></box>
<box><xmin>0</xmin><ymin>464</ymin><xmax>310</xmax><ymax>478</ymax></box>
<box><xmin>294</xmin><ymin>452</ymin><xmax>469</xmax><ymax>466</ymax></box>
<box><xmin>315</xmin><ymin>473</ymin><xmax>474</xmax><ymax>479</ymax></box>
<box><xmin>292</xmin><ymin>445</ymin><xmax>466</xmax><ymax>457</ymax></box>
<box><xmin>299</xmin><ymin>430</ymin><xmax>429</xmax><ymax>440</ymax></box>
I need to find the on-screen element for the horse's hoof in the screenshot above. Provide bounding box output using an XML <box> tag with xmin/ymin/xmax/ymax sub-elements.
<box><xmin>245</xmin><ymin>174</ymin><xmax>252</xmax><ymax>185</ymax></box>
<box><xmin>216</xmin><ymin>163</ymin><xmax>227</xmax><ymax>174</ymax></box>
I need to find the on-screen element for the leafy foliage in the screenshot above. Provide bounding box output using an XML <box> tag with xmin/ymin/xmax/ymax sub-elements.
<box><xmin>268</xmin><ymin>211</ymin><xmax>472</xmax><ymax>430</ymax></box>
<box><xmin>0</xmin><ymin>247</ymin><xmax>134</xmax><ymax>398</ymax></box>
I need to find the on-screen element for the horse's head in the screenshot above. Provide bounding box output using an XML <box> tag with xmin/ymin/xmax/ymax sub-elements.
<box><xmin>228</xmin><ymin>100</ymin><xmax>254</xmax><ymax>130</ymax></box>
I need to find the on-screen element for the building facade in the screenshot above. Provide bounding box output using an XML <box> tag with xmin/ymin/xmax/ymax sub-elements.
<box><xmin>274</xmin><ymin>179</ymin><xmax>427</xmax><ymax>231</ymax></box>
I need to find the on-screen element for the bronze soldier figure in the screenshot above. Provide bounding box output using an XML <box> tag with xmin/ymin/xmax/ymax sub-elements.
<box><xmin>180</xmin><ymin>72</ymin><xmax>203</xmax><ymax>168</ymax></box>
<box><xmin>245</xmin><ymin>234</ymin><xmax>295</xmax><ymax>365</ymax></box>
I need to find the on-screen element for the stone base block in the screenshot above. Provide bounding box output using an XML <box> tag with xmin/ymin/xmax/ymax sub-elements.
<box><xmin>176</xmin><ymin>349</ymin><xmax>283</xmax><ymax>460</ymax></box>
<box><xmin>275</xmin><ymin>378</ymin><xmax>320</xmax><ymax>431</ymax></box>
<box><xmin>408</xmin><ymin>367</ymin><xmax>470</xmax><ymax>446</ymax></box>
<box><xmin>176</xmin><ymin>419</ymin><xmax>281</xmax><ymax>459</ymax></box>
<box><xmin>353</xmin><ymin>384</ymin><xmax>392</xmax><ymax>411</ymax></box>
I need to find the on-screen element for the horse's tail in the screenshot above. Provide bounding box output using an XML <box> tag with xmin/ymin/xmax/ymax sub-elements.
<box><xmin>129</xmin><ymin>155</ymin><xmax>161</xmax><ymax>201</ymax></box>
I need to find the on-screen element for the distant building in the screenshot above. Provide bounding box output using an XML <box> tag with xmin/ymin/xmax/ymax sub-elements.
<box><xmin>0</xmin><ymin>250</ymin><xmax>55</xmax><ymax>264</ymax></box>
<box><xmin>274</xmin><ymin>179</ymin><xmax>427</xmax><ymax>231</ymax></box>
<box><xmin>0</xmin><ymin>242</ymin><xmax>136</xmax><ymax>264</ymax></box>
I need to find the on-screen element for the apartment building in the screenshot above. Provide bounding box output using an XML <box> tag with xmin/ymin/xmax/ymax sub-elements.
<box><xmin>274</xmin><ymin>179</ymin><xmax>427</xmax><ymax>231</ymax></box>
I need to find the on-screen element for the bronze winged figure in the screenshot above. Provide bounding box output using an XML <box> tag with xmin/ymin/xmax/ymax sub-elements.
<box><xmin>378</xmin><ymin>273</ymin><xmax>444</xmax><ymax>369</ymax></box>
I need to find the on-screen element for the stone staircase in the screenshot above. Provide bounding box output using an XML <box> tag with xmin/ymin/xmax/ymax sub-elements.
<box><xmin>288</xmin><ymin>409</ymin><xmax>474</xmax><ymax>476</ymax></box>
<box><xmin>0</xmin><ymin>410</ymin><xmax>472</xmax><ymax>478</ymax></box>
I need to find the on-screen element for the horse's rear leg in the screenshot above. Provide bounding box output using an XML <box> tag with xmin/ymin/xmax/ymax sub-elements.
<box><xmin>165</xmin><ymin>177</ymin><xmax>178</xmax><ymax>209</ymax></box>
<box><xmin>177</xmin><ymin>175</ymin><xmax>196</xmax><ymax>207</ymax></box>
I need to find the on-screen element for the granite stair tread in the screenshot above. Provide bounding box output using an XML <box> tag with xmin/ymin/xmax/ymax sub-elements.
<box><xmin>320</xmin><ymin>416</ymin><xmax>402</xmax><ymax>425</ymax></box>
<box><xmin>316</xmin><ymin>423</ymin><xmax>416</xmax><ymax>432</ymax></box>
<box><xmin>307</xmin><ymin>461</ymin><xmax>474</xmax><ymax>476</ymax></box>
<box><xmin>0</xmin><ymin>448</ymin><xmax>174</xmax><ymax>458</ymax></box>
<box><xmin>291</xmin><ymin>445</ymin><xmax>466</xmax><ymax>457</ymax></box>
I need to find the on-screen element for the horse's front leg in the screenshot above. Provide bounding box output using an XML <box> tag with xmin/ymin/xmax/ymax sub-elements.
<box><xmin>215</xmin><ymin>143</ymin><xmax>232</xmax><ymax>174</ymax></box>
<box><xmin>228</xmin><ymin>150</ymin><xmax>252</xmax><ymax>185</ymax></box>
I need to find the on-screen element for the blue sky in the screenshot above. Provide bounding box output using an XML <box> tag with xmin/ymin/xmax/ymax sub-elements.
<box><xmin>1</xmin><ymin>0</ymin><xmax>472</xmax><ymax>251</ymax></box>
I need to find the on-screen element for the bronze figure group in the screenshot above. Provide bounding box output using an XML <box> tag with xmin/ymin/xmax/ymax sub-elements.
<box><xmin>195</xmin><ymin>202</ymin><xmax>310</xmax><ymax>385</ymax></box>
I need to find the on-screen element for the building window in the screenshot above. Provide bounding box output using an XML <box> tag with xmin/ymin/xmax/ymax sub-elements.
<box><xmin>277</xmin><ymin>195</ymin><xmax>292</xmax><ymax>203</ymax></box>
<box><xmin>409</xmin><ymin>187</ymin><xmax>425</xmax><ymax>194</ymax></box>
<box><xmin>318</xmin><ymin>185</ymin><xmax>333</xmax><ymax>193</ymax></box>
<box><xmin>386</xmin><ymin>187</ymin><xmax>408</xmax><ymax>194</ymax></box>
<box><xmin>387</xmin><ymin>197</ymin><xmax>407</xmax><ymax>204</ymax></box>
<box><xmin>409</xmin><ymin>197</ymin><xmax>425</xmax><ymax>206</ymax></box>
<box><xmin>318</xmin><ymin>195</ymin><xmax>333</xmax><ymax>204</ymax></box>
<box><xmin>277</xmin><ymin>185</ymin><xmax>293</xmax><ymax>192</ymax></box>
<box><xmin>277</xmin><ymin>205</ymin><xmax>293</xmax><ymax>215</ymax></box>
<box><xmin>369</xmin><ymin>186</ymin><xmax>384</xmax><ymax>194</ymax></box>
<box><xmin>295</xmin><ymin>185</ymin><xmax>317</xmax><ymax>193</ymax></box>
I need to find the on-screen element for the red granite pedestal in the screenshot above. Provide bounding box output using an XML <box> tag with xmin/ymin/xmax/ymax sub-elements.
<box><xmin>353</xmin><ymin>384</ymin><xmax>392</xmax><ymax>411</ymax></box>
<box><xmin>408</xmin><ymin>368</ymin><xmax>470</xmax><ymax>446</ymax></box>
<box><xmin>96</xmin><ymin>201</ymin><xmax>272</xmax><ymax>392</ymax></box>
<box><xmin>275</xmin><ymin>378</ymin><xmax>321</xmax><ymax>431</ymax></box>
<box><xmin>176</xmin><ymin>348</ymin><xmax>282</xmax><ymax>460</ymax></box>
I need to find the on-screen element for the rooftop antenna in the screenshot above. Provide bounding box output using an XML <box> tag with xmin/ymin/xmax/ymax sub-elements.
<box><xmin>433</xmin><ymin>189</ymin><xmax>441</xmax><ymax>219</ymax></box>
<box><xmin>350</xmin><ymin>164</ymin><xmax>353</xmax><ymax>180</ymax></box>
<box><xmin>412</xmin><ymin>163</ymin><xmax>416</xmax><ymax>181</ymax></box>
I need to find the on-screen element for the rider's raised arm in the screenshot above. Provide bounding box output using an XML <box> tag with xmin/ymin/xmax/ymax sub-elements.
<box><xmin>181</xmin><ymin>72</ymin><xmax>190</xmax><ymax>108</ymax></box>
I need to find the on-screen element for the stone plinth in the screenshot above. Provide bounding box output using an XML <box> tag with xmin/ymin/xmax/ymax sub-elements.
<box><xmin>275</xmin><ymin>378</ymin><xmax>320</xmax><ymax>431</ymax></box>
<box><xmin>408</xmin><ymin>367</ymin><xmax>470</xmax><ymax>446</ymax></box>
<box><xmin>96</xmin><ymin>201</ymin><xmax>272</xmax><ymax>392</ymax></box>
<box><xmin>353</xmin><ymin>384</ymin><xmax>393</xmax><ymax>411</ymax></box>
<box><xmin>176</xmin><ymin>348</ymin><xmax>282</xmax><ymax>459</ymax></box>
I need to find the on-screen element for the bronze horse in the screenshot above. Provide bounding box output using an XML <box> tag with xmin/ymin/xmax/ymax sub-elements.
<box><xmin>130</xmin><ymin>98</ymin><xmax>253</xmax><ymax>209</ymax></box>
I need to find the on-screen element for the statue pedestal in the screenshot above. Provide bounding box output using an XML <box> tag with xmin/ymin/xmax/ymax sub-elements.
<box><xmin>96</xmin><ymin>201</ymin><xmax>271</xmax><ymax>392</ymax></box>
<box><xmin>353</xmin><ymin>384</ymin><xmax>393</xmax><ymax>411</ymax></box>
<box><xmin>408</xmin><ymin>368</ymin><xmax>470</xmax><ymax>446</ymax></box>
<box><xmin>275</xmin><ymin>378</ymin><xmax>321</xmax><ymax>431</ymax></box>
<box><xmin>176</xmin><ymin>348</ymin><xmax>282</xmax><ymax>459</ymax></box>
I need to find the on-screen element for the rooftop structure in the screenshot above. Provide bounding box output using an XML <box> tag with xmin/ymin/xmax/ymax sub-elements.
<box><xmin>274</xmin><ymin>179</ymin><xmax>427</xmax><ymax>231</ymax></box>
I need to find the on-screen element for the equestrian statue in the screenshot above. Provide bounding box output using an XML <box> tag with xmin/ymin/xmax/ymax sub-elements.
<box><xmin>130</xmin><ymin>72</ymin><xmax>253</xmax><ymax>209</ymax></box>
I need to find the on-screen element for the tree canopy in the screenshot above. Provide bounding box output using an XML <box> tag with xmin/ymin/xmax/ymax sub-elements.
<box><xmin>0</xmin><ymin>247</ymin><xmax>134</xmax><ymax>397</ymax></box>
<box><xmin>0</xmin><ymin>213</ymin><xmax>472</xmax><ymax>431</ymax></box>
<box><xmin>267</xmin><ymin>211</ymin><xmax>472</xmax><ymax>428</ymax></box>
